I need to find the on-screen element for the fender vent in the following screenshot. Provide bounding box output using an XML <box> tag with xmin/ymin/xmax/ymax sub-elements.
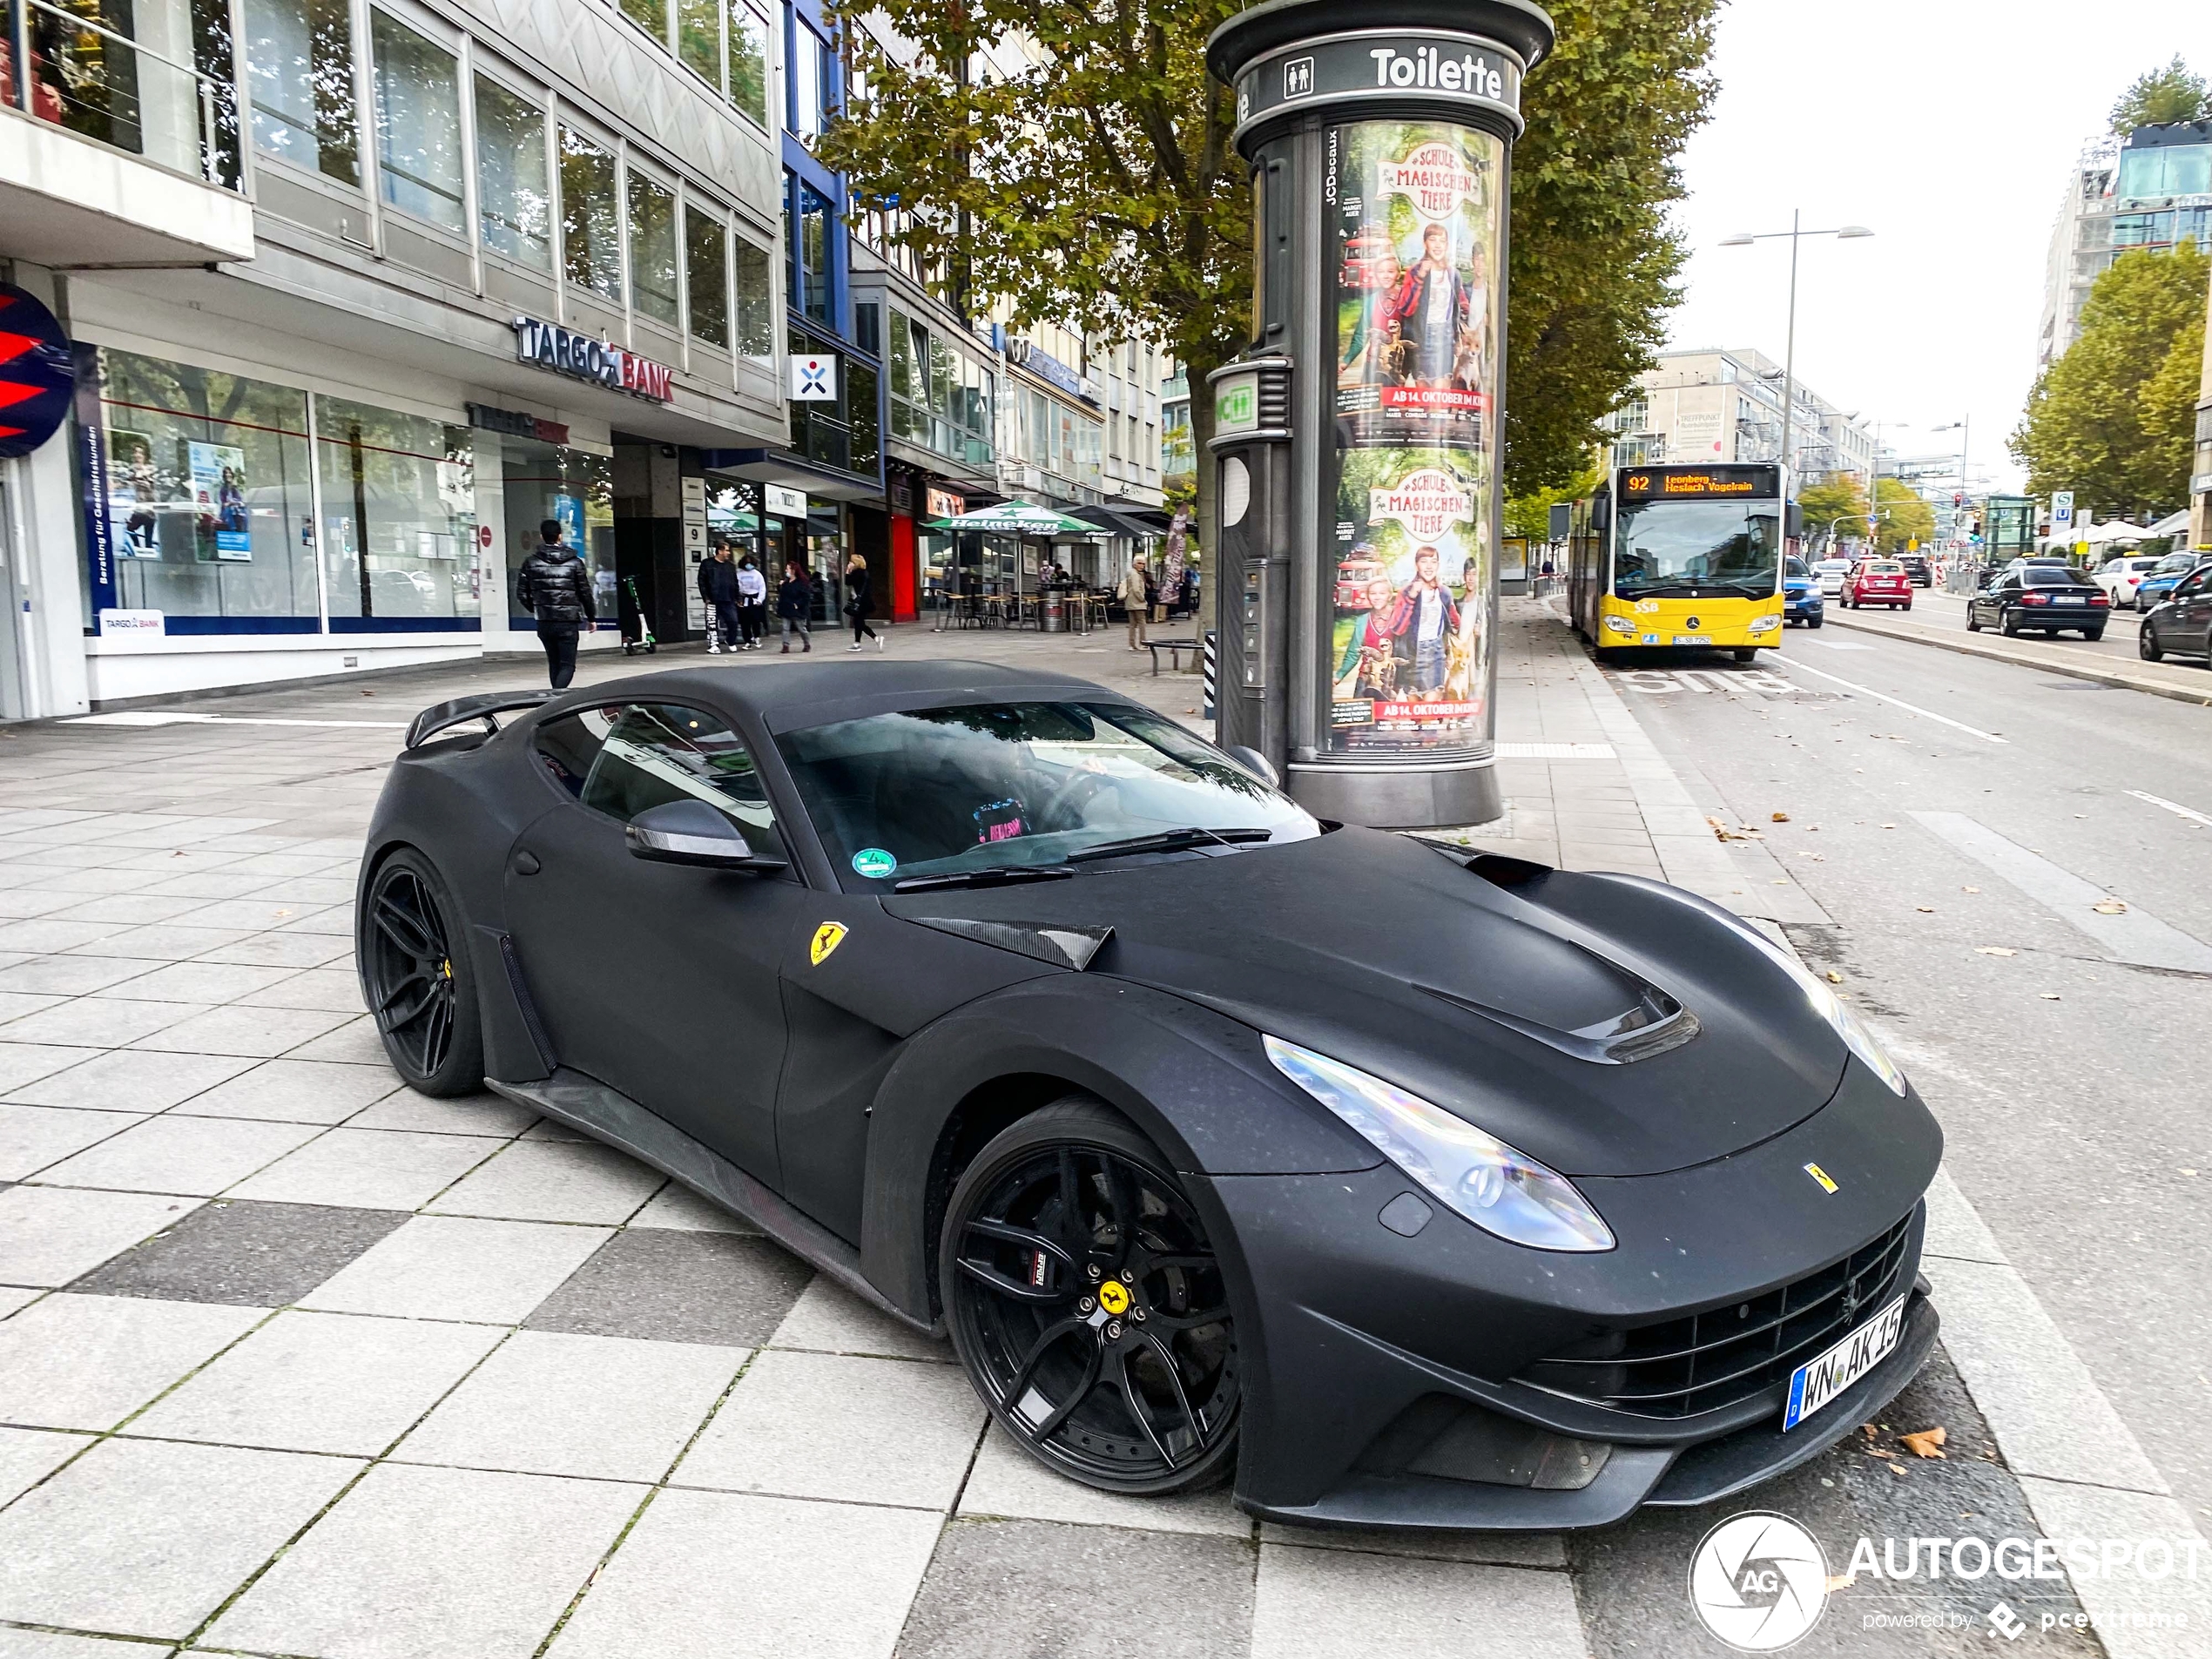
<box><xmin>499</xmin><ymin>934</ymin><xmax>557</xmax><ymax>1072</ymax></box>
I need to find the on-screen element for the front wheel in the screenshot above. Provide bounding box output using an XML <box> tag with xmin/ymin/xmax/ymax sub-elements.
<box><xmin>2140</xmin><ymin>628</ymin><xmax>2163</xmax><ymax>662</ymax></box>
<box><xmin>941</xmin><ymin>1099</ymin><xmax>1240</xmax><ymax>1496</ymax></box>
<box><xmin>1809</xmin><ymin>616</ymin><xmax>1824</xmax><ymax>630</ymax></box>
<box><xmin>1732</xmin><ymin>648</ymin><xmax>1757</xmax><ymax>663</ymax></box>
<box><xmin>1966</xmin><ymin>609</ymin><xmax>1981</xmax><ymax>632</ymax></box>
<box><xmin>359</xmin><ymin>849</ymin><xmax>484</xmax><ymax>1096</ymax></box>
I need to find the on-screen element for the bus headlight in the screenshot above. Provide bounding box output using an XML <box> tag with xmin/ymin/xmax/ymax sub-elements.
<box><xmin>1748</xmin><ymin>614</ymin><xmax>1782</xmax><ymax>633</ymax></box>
<box><xmin>1602</xmin><ymin>616</ymin><xmax>1636</xmax><ymax>636</ymax></box>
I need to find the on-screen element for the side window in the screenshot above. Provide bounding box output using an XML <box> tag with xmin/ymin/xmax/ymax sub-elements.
<box><xmin>533</xmin><ymin>707</ymin><xmax>619</xmax><ymax>798</ymax></box>
<box><xmin>578</xmin><ymin>704</ymin><xmax>778</xmax><ymax>840</ymax></box>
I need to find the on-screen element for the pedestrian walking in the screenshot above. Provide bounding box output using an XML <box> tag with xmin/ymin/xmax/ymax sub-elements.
<box><xmin>736</xmin><ymin>556</ymin><xmax>767</xmax><ymax>649</ymax></box>
<box><xmin>515</xmin><ymin>518</ymin><xmax>595</xmax><ymax>689</ymax></box>
<box><xmin>843</xmin><ymin>552</ymin><xmax>882</xmax><ymax>652</ymax></box>
<box><xmin>698</xmin><ymin>545</ymin><xmax>742</xmax><ymax>654</ymax></box>
<box><xmin>776</xmin><ymin>560</ymin><xmax>813</xmax><ymax>653</ymax></box>
<box><xmin>1118</xmin><ymin>556</ymin><xmax>1150</xmax><ymax>651</ymax></box>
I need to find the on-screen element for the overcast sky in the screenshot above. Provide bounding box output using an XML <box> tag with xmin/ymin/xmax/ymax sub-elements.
<box><xmin>1663</xmin><ymin>0</ymin><xmax>2205</xmax><ymax>493</ymax></box>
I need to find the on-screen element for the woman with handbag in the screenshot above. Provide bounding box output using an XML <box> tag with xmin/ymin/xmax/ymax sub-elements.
<box><xmin>843</xmin><ymin>552</ymin><xmax>881</xmax><ymax>652</ymax></box>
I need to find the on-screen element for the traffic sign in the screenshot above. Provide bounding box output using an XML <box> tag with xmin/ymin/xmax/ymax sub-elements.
<box><xmin>2051</xmin><ymin>490</ymin><xmax>2074</xmax><ymax>527</ymax></box>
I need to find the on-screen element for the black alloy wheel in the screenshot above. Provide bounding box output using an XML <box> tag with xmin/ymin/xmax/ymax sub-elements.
<box><xmin>360</xmin><ymin>849</ymin><xmax>484</xmax><ymax>1096</ymax></box>
<box><xmin>2140</xmin><ymin>626</ymin><xmax>2163</xmax><ymax>662</ymax></box>
<box><xmin>942</xmin><ymin>1100</ymin><xmax>1239</xmax><ymax>1495</ymax></box>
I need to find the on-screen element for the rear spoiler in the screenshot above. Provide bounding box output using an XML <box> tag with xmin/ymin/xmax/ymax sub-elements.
<box><xmin>404</xmin><ymin>691</ymin><xmax>551</xmax><ymax>750</ymax></box>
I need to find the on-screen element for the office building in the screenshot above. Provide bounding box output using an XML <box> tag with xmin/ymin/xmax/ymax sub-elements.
<box><xmin>2039</xmin><ymin>122</ymin><xmax>2210</xmax><ymax>374</ymax></box>
<box><xmin>1604</xmin><ymin>349</ymin><xmax>1875</xmax><ymax>484</ymax></box>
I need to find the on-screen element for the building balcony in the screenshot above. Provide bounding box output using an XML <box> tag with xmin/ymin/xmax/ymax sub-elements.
<box><xmin>3</xmin><ymin>0</ymin><xmax>254</xmax><ymax>266</ymax></box>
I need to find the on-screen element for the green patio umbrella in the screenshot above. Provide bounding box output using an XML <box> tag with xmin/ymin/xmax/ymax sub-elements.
<box><xmin>926</xmin><ymin>500</ymin><xmax>1100</xmax><ymax>536</ymax></box>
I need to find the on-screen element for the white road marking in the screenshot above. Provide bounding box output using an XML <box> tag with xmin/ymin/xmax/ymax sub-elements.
<box><xmin>1909</xmin><ymin>811</ymin><xmax>2212</xmax><ymax>973</ymax></box>
<box><xmin>1765</xmin><ymin>656</ymin><xmax>2008</xmax><ymax>744</ymax></box>
<box><xmin>1805</xmin><ymin>639</ymin><xmax>1876</xmax><ymax>651</ymax></box>
<box><xmin>64</xmin><ymin>711</ymin><xmax>409</xmax><ymax>731</ymax></box>
<box><xmin>2127</xmin><ymin>788</ymin><xmax>2212</xmax><ymax>830</ymax></box>
<box><xmin>1494</xmin><ymin>742</ymin><xmax>1615</xmax><ymax>759</ymax></box>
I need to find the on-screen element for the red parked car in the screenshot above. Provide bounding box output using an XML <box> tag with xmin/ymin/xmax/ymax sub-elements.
<box><xmin>1844</xmin><ymin>559</ymin><xmax>1913</xmax><ymax>610</ymax></box>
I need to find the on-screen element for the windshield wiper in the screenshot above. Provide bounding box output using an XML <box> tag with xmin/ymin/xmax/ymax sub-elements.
<box><xmin>1068</xmin><ymin>826</ymin><xmax>1274</xmax><ymax>863</ymax></box>
<box><xmin>891</xmin><ymin>866</ymin><xmax>1077</xmax><ymax>893</ymax></box>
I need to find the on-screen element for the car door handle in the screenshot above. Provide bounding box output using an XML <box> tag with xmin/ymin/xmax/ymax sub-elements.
<box><xmin>511</xmin><ymin>850</ymin><xmax>542</xmax><ymax>876</ymax></box>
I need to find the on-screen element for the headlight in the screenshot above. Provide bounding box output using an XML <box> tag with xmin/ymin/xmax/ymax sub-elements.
<box><xmin>1263</xmin><ymin>1036</ymin><xmax>1615</xmax><ymax>1251</ymax></box>
<box><xmin>1602</xmin><ymin>616</ymin><xmax>1636</xmax><ymax>636</ymax></box>
<box><xmin>1748</xmin><ymin>613</ymin><xmax>1781</xmax><ymax>632</ymax></box>
<box><xmin>1716</xmin><ymin>918</ymin><xmax>1909</xmax><ymax>1096</ymax></box>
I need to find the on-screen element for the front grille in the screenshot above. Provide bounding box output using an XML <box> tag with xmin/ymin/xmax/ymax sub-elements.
<box><xmin>1515</xmin><ymin>1212</ymin><xmax>1916</xmax><ymax>1420</ymax></box>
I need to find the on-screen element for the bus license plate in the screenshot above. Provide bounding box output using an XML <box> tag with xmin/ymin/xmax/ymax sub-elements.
<box><xmin>1784</xmin><ymin>1296</ymin><xmax>1906</xmax><ymax>1431</ymax></box>
<box><xmin>1672</xmin><ymin>634</ymin><xmax>1711</xmax><ymax>645</ymax></box>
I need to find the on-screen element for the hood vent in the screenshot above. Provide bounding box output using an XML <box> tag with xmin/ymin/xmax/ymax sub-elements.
<box><xmin>1420</xmin><ymin>980</ymin><xmax>1700</xmax><ymax>1067</ymax></box>
<box><xmin>907</xmin><ymin>916</ymin><xmax>1114</xmax><ymax>972</ymax></box>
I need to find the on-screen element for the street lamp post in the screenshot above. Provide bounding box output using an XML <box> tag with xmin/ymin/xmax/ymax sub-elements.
<box><xmin>1719</xmin><ymin>216</ymin><xmax>1874</xmax><ymax>475</ymax></box>
<box><xmin>1930</xmin><ymin>418</ymin><xmax>1971</xmax><ymax>536</ymax></box>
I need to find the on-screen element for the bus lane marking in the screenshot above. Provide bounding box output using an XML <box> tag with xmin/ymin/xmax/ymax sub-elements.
<box><xmin>1764</xmin><ymin>657</ymin><xmax>2008</xmax><ymax>745</ymax></box>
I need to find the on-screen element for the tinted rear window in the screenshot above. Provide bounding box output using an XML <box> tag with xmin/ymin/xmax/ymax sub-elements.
<box><xmin>2022</xmin><ymin>569</ymin><xmax>2086</xmax><ymax>586</ymax></box>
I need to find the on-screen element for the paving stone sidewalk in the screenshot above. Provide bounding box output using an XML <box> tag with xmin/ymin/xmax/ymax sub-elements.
<box><xmin>0</xmin><ymin>625</ymin><xmax>1591</xmax><ymax>1659</ymax></box>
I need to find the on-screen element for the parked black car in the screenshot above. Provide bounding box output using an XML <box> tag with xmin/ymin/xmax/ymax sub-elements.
<box><xmin>2139</xmin><ymin>562</ymin><xmax>2212</xmax><ymax>664</ymax></box>
<box><xmin>1966</xmin><ymin>565</ymin><xmax>2111</xmax><ymax>639</ymax></box>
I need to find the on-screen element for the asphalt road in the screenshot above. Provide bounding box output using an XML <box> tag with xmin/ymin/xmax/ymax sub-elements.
<box><xmin>1602</xmin><ymin>625</ymin><xmax>2212</xmax><ymax>1548</ymax></box>
<box><xmin>1837</xmin><ymin>586</ymin><xmax>2153</xmax><ymax>671</ymax></box>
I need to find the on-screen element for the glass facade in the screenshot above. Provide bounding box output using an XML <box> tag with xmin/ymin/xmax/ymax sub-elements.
<box><xmin>886</xmin><ymin>307</ymin><xmax>994</xmax><ymax>469</ymax></box>
<box><xmin>2117</xmin><ymin>143</ymin><xmax>2212</xmax><ymax>201</ymax></box>
<box><xmin>98</xmin><ymin>347</ymin><xmax>321</xmax><ymax>625</ymax></box>
<box><xmin>560</xmin><ymin>125</ymin><xmax>622</xmax><ymax>300</ymax></box>
<box><xmin>370</xmin><ymin>10</ymin><xmax>463</xmax><ymax>233</ymax></box>
<box><xmin>735</xmin><ymin>235</ymin><xmax>774</xmax><ymax>357</ymax></box>
<box><xmin>474</xmin><ymin>76</ymin><xmax>550</xmax><ymax>268</ymax></box>
<box><xmin>629</xmin><ymin>172</ymin><xmax>680</xmax><ymax>326</ymax></box>
<box><xmin>686</xmin><ymin>209</ymin><xmax>731</xmax><ymax>348</ymax></box>
<box><xmin>244</xmin><ymin>0</ymin><xmax>357</xmax><ymax>184</ymax></box>
<box><xmin>91</xmin><ymin>347</ymin><xmax>492</xmax><ymax>632</ymax></box>
<box><xmin>314</xmin><ymin>396</ymin><xmax>478</xmax><ymax>623</ymax></box>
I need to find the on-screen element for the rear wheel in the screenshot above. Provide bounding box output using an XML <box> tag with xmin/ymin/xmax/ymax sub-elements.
<box><xmin>1732</xmin><ymin>648</ymin><xmax>1757</xmax><ymax>663</ymax></box>
<box><xmin>360</xmin><ymin>849</ymin><xmax>483</xmax><ymax>1096</ymax></box>
<box><xmin>942</xmin><ymin>1099</ymin><xmax>1239</xmax><ymax>1495</ymax></box>
<box><xmin>2000</xmin><ymin>610</ymin><xmax>2022</xmax><ymax>637</ymax></box>
<box><xmin>2082</xmin><ymin>628</ymin><xmax>2105</xmax><ymax>642</ymax></box>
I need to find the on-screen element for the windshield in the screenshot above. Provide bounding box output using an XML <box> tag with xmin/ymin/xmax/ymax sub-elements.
<box><xmin>2153</xmin><ymin>554</ymin><xmax>2200</xmax><ymax>575</ymax></box>
<box><xmin>1863</xmin><ymin>562</ymin><xmax>1904</xmax><ymax>574</ymax></box>
<box><xmin>1784</xmin><ymin>557</ymin><xmax>1810</xmax><ymax>578</ymax></box>
<box><xmin>778</xmin><ymin>701</ymin><xmax>1318</xmax><ymax>890</ymax></box>
<box><xmin>1613</xmin><ymin>500</ymin><xmax>1782</xmax><ymax>599</ymax></box>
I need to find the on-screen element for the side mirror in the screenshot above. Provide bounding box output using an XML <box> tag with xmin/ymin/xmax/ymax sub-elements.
<box><xmin>1785</xmin><ymin>502</ymin><xmax>1804</xmax><ymax>539</ymax></box>
<box><xmin>625</xmin><ymin>799</ymin><xmax>786</xmax><ymax>871</ymax></box>
<box><xmin>1591</xmin><ymin>492</ymin><xmax>1612</xmax><ymax>533</ymax></box>
<box><xmin>1223</xmin><ymin>744</ymin><xmax>1279</xmax><ymax>788</ymax></box>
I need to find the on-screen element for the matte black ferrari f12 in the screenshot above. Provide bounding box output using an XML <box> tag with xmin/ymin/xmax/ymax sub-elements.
<box><xmin>361</xmin><ymin>663</ymin><xmax>1940</xmax><ymax>1528</ymax></box>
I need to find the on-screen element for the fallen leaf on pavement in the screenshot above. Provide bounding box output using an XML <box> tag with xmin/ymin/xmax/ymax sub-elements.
<box><xmin>2092</xmin><ymin>900</ymin><xmax>2128</xmax><ymax>914</ymax></box>
<box><xmin>1916</xmin><ymin>906</ymin><xmax>1934</xmax><ymax>913</ymax></box>
<box><xmin>1860</xmin><ymin>1424</ymin><xmax>1880</xmax><ymax>1441</ymax></box>
<box><xmin>2181</xmin><ymin>1169</ymin><xmax>2199</xmax><ymax>1177</ymax></box>
<box><xmin>1898</xmin><ymin>1427</ymin><xmax>1947</xmax><ymax>1459</ymax></box>
<box><xmin>1975</xmin><ymin>947</ymin><xmax>2016</xmax><ymax>957</ymax></box>
<box><xmin>1824</xmin><ymin>970</ymin><xmax>1844</xmax><ymax>983</ymax></box>
<box><xmin>1771</xmin><ymin>812</ymin><xmax>1791</xmax><ymax>822</ymax></box>
<box><xmin>1824</xmin><ymin>1574</ymin><xmax>1857</xmax><ymax>1594</ymax></box>
<box><xmin>1880</xmin><ymin>822</ymin><xmax>1896</xmax><ymax>829</ymax></box>
<box><xmin>1885</xmin><ymin>1460</ymin><xmax>1906</xmax><ymax>1475</ymax></box>
<box><xmin>1964</xmin><ymin>886</ymin><xmax>1980</xmax><ymax>893</ymax></box>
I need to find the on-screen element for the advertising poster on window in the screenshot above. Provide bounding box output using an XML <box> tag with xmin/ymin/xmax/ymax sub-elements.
<box><xmin>106</xmin><ymin>428</ymin><xmax>165</xmax><ymax>560</ymax></box>
<box><xmin>1326</xmin><ymin>120</ymin><xmax>1503</xmax><ymax>757</ymax></box>
<box><xmin>187</xmin><ymin>441</ymin><xmax>252</xmax><ymax>562</ymax></box>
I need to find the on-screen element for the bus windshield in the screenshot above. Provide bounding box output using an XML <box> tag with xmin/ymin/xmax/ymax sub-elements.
<box><xmin>1615</xmin><ymin>501</ymin><xmax>1782</xmax><ymax>600</ymax></box>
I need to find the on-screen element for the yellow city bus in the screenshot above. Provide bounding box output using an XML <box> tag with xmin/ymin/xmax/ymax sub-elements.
<box><xmin>1567</xmin><ymin>463</ymin><xmax>1796</xmax><ymax>661</ymax></box>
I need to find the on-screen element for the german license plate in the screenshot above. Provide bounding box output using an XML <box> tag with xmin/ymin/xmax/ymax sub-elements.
<box><xmin>2054</xmin><ymin>596</ymin><xmax>2082</xmax><ymax>604</ymax></box>
<box><xmin>1784</xmin><ymin>1296</ymin><xmax>1905</xmax><ymax>1430</ymax></box>
<box><xmin>1672</xmin><ymin>634</ymin><xmax>1711</xmax><ymax>645</ymax></box>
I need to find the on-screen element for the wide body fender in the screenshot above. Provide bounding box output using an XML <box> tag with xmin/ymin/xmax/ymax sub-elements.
<box><xmin>857</xmin><ymin>974</ymin><xmax>1377</xmax><ymax>1326</ymax></box>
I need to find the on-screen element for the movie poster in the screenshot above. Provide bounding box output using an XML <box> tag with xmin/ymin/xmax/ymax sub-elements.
<box><xmin>105</xmin><ymin>428</ymin><xmax>165</xmax><ymax>560</ymax></box>
<box><xmin>1327</xmin><ymin>120</ymin><xmax>1503</xmax><ymax>757</ymax></box>
<box><xmin>187</xmin><ymin>441</ymin><xmax>251</xmax><ymax>562</ymax></box>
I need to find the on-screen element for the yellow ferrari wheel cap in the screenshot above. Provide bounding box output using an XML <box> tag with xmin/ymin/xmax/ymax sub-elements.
<box><xmin>810</xmin><ymin>922</ymin><xmax>848</xmax><ymax>967</ymax></box>
<box><xmin>1096</xmin><ymin>1280</ymin><xmax>1130</xmax><ymax>1317</ymax></box>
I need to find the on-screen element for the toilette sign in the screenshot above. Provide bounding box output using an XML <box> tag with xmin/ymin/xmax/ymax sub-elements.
<box><xmin>512</xmin><ymin>317</ymin><xmax>673</xmax><ymax>402</ymax></box>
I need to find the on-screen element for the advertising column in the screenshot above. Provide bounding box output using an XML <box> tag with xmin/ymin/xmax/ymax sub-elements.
<box><xmin>1207</xmin><ymin>0</ymin><xmax>1554</xmax><ymax>830</ymax></box>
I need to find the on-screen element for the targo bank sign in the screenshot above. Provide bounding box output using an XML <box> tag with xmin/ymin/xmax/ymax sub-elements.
<box><xmin>512</xmin><ymin>316</ymin><xmax>674</xmax><ymax>403</ymax></box>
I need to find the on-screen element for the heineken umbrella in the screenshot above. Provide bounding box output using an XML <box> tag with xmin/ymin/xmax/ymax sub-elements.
<box><xmin>927</xmin><ymin>500</ymin><xmax>1100</xmax><ymax>536</ymax></box>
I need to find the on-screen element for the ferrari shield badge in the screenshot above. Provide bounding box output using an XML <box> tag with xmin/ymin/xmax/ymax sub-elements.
<box><xmin>1804</xmin><ymin>1162</ymin><xmax>1839</xmax><ymax>1194</ymax></box>
<box><xmin>809</xmin><ymin>922</ymin><xmax>847</xmax><ymax>967</ymax></box>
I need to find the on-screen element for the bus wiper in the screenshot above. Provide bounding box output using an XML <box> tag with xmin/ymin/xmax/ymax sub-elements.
<box><xmin>1068</xmin><ymin>826</ymin><xmax>1274</xmax><ymax>862</ymax></box>
<box><xmin>892</xmin><ymin>866</ymin><xmax>1078</xmax><ymax>893</ymax></box>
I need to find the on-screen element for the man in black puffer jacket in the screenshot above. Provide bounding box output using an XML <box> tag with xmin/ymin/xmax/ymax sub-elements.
<box><xmin>515</xmin><ymin>520</ymin><xmax>596</xmax><ymax>689</ymax></box>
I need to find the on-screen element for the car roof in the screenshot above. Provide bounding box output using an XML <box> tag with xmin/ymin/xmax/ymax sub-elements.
<box><xmin>536</xmin><ymin>660</ymin><xmax>1133</xmax><ymax>735</ymax></box>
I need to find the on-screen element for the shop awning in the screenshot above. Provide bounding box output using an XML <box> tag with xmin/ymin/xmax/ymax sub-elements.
<box><xmin>926</xmin><ymin>500</ymin><xmax>1103</xmax><ymax>536</ymax></box>
<box><xmin>697</xmin><ymin>449</ymin><xmax>885</xmax><ymax>503</ymax></box>
<box><xmin>1073</xmin><ymin>505</ymin><xmax>1173</xmax><ymax>540</ymax></box>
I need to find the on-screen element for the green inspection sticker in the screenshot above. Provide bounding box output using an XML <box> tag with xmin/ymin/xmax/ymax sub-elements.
<box><xmin>851</xmin><ymin>847</ymin><xmax>898</xmax><ymax>879</ymax></box>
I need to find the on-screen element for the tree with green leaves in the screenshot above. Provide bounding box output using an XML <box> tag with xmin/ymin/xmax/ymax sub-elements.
<box><xmin>2010</xmin><ymin>244</ymin><xmax>2209</xmax><ymax>521</ymax></box>
<box><xmin>2110</xmin><ymin>57</ymin><xmax>2208</xmax><ymax>133</ymax></box>
<box><xmin>1872</xmin><ymin>478</ymin><xmax>1935</xmax><ymax>556</ymax></box>
<box><xmin>1502</xmin><ymin>460</ymin><xmax>1603</xmax><ymax>543</ymax></box>
<box><xmin>819</xmin><ymin>0</ymin><xmax>1719</xmax><ymax>624</ymax></box>
<box><xmin>1796</xmin><ymin>475</ymin><xmax>1868</xmax><ymax>554</ymax></box>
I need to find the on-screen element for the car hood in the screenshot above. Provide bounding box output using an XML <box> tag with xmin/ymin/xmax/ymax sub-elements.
<box><xmin>885</xmin><ymin>828</ymin><xmax>1848</xmax><ymax>1177</ymax></box>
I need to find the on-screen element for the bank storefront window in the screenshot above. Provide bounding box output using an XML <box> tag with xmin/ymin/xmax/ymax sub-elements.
<box><xmin>502</xmin><ymin>442</ymin><xmax>615</xmax><ymax>627</ymax></box>
<box><xmin>99</xmin><ymin>349</ymin><xmax>321</xmax><ymax>627</ymax></box>
<box><xmin>315</xmin><ymin>397</ymin><xmax>480</xmax><ymax>624</ymax></box>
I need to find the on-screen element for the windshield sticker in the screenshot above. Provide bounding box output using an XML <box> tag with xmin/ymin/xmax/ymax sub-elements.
<box><xmin>851</xmin><ymin>847</ymin><xmax>897</xmax><ymax>879</ymax></box>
